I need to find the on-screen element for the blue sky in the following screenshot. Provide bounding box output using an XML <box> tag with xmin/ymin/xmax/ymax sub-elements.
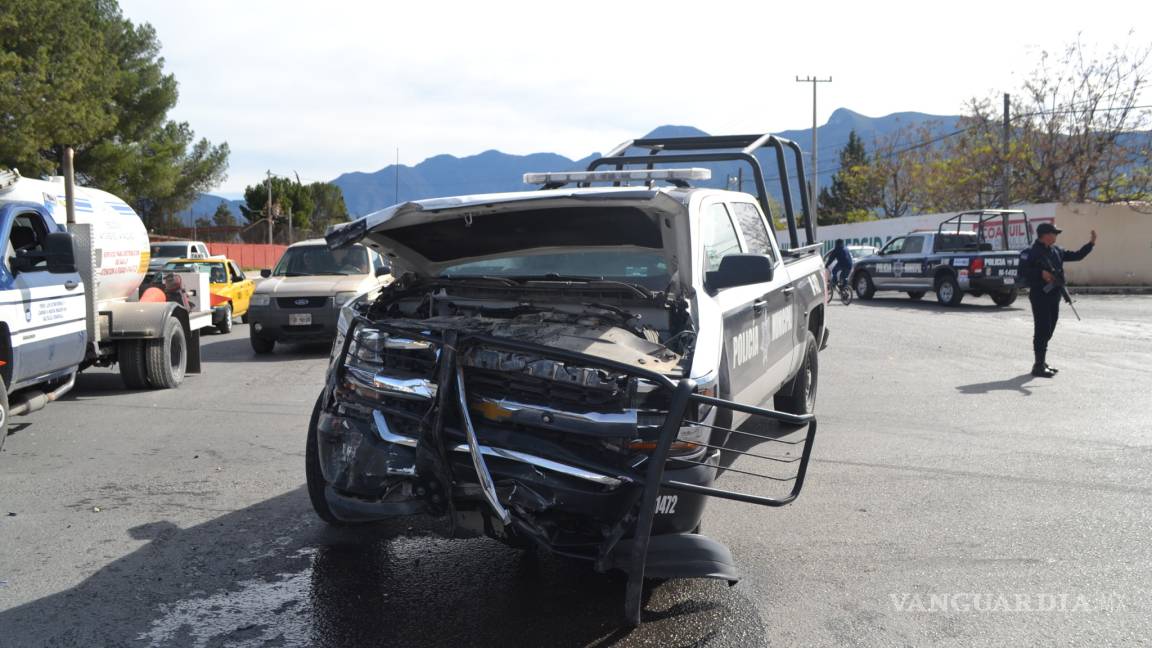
<box><xmin>119</xmin><ymin>0</ymin><xmax>1150</xmax><ymax>196</ymax></box>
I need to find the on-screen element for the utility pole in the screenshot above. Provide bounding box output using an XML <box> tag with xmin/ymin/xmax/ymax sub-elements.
<box><xmin>265</xmin><ymin>170</ymin><xmax>273</xmax><ymax>245</ymax></box>
<box><xmin>394</xmin><ymin>148</ymin><xmax>400</xmax><ymax>205</ymax></box>
<box><xmin>737</xmin><ymin>167</ymin><xmax>744</xmax><ymax>193</ymax></box>
<box><xmin>795</xmin><ymin>76</ymin><xmax>832</xmax><ymax>225</ymax></box>
<box><xmin>1001</xmin><ymin>92</ymin><xmax>1011</xmax><ymax>208</ymax></box>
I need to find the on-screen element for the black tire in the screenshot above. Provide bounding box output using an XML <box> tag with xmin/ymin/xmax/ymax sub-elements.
<box><xmin>774</xmin><ymin>330</ymin><xmax>818</xmax><ymax>420</ymax></box>
<box><xmin>145</xmin><ymin>316</ymin><xmax>187</xmax><ymax>389</ymax></box>
<box><xmin>250</xmin><ymin>328</ymin><xmax>275</xmax><ymax>354</ymax></box>
<box><xmin>907</xmin><ymin>291</ymin><xmax>926</xmax><ymax>301</ymax></box>
<box><xmin>0</xmin><ymin>375</ymin><xmax>9</xmax><ymax>454</ymax></box>
<box><xmin>935</xmin><ymin>274</ymin><xmax>964</xmax><ymax>306</ymax></box>
<box><xmin>118</xmin><ymin>340</ymin><xmax>150</xmax><ymax>389</ymax></box>
<box><xmin>216</xmin><ymin>303</ymin><xmax>233</xmax><ymax>334</ymax></box>
<box><xmin>306</xmin><ymin>394</ymin><xmax>351</xmax><ymax>526</ymax></box>
<box><xmin>839</xmin><ymin>284</ymin><xmax>853</xmax><ymax>305</ymax></box>
<box><xmin>854</xmin><ymin>272</ymin><xmax>876</xmax><ymax>300</ymax></box>
<box><xmin>991</xmin><ymin>289</ymin><xmax>1018</xmax><ymax>307</ymax></box>
<box><xmin>241</xmin><ymin>313</ymin><xmax>250</xmax><ymax>325</ymax></box>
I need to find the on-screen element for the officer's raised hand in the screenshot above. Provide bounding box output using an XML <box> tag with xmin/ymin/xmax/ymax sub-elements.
<box><xmin>1090</xmin><ymin>229</ymin><xmax>1097</xmax><ymax>244</ymax></box>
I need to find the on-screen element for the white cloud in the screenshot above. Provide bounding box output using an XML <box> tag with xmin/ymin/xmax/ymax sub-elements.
<box><xmin>118</xmin><ymin>0</ymin><xmax>1150</xmax><ymax>193</ymax></box>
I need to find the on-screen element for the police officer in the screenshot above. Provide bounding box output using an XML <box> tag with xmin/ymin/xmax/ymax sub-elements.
<box><xmin>1018</xmin><ymin>223</ymin><xmax>1097</xmax><ymax>378</ymax></box>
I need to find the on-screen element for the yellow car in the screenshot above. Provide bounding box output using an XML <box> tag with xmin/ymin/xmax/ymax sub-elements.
<box><xmin>162</xmin><ymin>258</ymin><xmax>256</xmax><ymax>333</ymax></box>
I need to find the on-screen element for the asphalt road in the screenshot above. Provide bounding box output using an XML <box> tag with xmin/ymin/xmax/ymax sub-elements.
<box><xmin>1</xmin><ymin>295</ymin><xmax>1150</xmax><ymax>647</ymax></box>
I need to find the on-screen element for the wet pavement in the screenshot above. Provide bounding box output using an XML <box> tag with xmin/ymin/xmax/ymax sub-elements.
<box><xmin>1</xmin><ymin>295</ymin><xmax>1151</xmax><ymax>646</ymax></box>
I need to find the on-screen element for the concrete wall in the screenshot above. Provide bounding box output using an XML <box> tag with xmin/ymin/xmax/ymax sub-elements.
<box><xmin>787</xmin><ymin>203</ymin><xmax>1152</xmax><ymax>285</ymax></box>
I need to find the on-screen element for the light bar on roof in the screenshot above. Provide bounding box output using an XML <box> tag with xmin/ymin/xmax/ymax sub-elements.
<box><xmin>0</xmin><ymin>168</ymin><xmax>20</xmax><ymax>192</ymax></box>
<box><xmin>523</xmin><ymin>167</ymin><xmax>712</xmax><ymax>186</ymax></box>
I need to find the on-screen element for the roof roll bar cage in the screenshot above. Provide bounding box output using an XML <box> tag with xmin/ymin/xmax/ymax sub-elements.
<box><xmin>588</xmin><ymin>134</ymin><xmax>816</xmax><ymax>249</ymax></box>
<box><xmin>938</xmin><ymin>209</ymin><xmax>1032</xmax><ymax>250</ymax></box>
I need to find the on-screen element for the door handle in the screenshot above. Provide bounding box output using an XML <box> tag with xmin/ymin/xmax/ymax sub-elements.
<box><xmin>782</xmin><ymin>286</ymin><xmax>796</xmax><ymax>298</ymax></box>
<box><xmin>64</xmin><ymin>280</ymin><xmax>79</xmax><ymax>291</ymax></box>
<box><xmin>753</xmin><ymin>298</ymin><xmax>768</xmax><ymax>315</ymax></box>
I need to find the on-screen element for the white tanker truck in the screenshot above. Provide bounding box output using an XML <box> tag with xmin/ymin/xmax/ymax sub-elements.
<box><xmin>0</xmin><ymin>164</ymin><xmax>214</xmax><ymax>448</ymax></box>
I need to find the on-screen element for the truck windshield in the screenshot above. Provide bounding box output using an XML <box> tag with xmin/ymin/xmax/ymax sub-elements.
<box><xmin>164</xmin><ymin>261</ymin><xmax>228</xmax><ymax>283</ymax></box>
<box><xmin>442</xmin><ymin>251</ymin><xmax>669</xmax><ymax>287</ymax></box>
<box><xmin>273</xmin><ymin>245</ymin><xmax>369</xmax><ymax>276</ymax></box>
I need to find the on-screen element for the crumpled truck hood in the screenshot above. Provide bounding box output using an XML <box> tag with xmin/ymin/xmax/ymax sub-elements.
<box><xmin>325</xmin><ymin>187</ymin><xmax>690</xmax><ymax>287</ymax></box>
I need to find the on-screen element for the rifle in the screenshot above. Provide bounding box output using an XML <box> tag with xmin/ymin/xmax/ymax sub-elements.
<box><xmin>1040</xmin><ymin>257</ymin><xmax>1081</xmax><ymax>321</ymax></box>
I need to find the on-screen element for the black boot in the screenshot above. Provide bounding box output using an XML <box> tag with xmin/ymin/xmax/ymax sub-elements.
<box><xmin>1032</xmin><ymin>351</ymin><xmax>1055</xmax><ymax>378</ymax></box>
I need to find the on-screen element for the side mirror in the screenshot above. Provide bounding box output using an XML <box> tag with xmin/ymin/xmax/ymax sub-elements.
<box><xmin>260</xmin><ymin>268</ymin><xmax>272</xmax><ymax>279</ymax></box>
<box><xmin>706</xmin><ymin>254</ymin><xmax>774</xmax><ymax>292</ymax></box>
<box><xmin>11</xmin><ymin>232</ymin><xmax>77</xmax><ymax>274</ymax></box>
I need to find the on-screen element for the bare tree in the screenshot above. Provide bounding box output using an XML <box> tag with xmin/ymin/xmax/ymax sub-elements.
<box><xmin>1007</xmin><ymin>36</ymin><xmax>1151</xmax><ymax>204</ymax></box>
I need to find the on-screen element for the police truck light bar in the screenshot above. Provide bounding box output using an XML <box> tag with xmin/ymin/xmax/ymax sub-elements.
<box><xmin>523</xmin><ymin>168</ymin><xmax>712</xmax><ymax>186</ymax></box>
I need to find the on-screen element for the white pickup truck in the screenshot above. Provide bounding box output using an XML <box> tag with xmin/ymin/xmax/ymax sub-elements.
<box><xmin>311</xmin><ymin>134</ymin><xmax>828</xmax><ymax>625</ymax></box>
<box><xmin>1</xmin><ymin>166</ymin><xmax>214</xmax><ymax>449</ymax></box>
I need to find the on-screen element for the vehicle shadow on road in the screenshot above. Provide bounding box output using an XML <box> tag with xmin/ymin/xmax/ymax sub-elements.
<box><xmin>851</xmin><ymin>297</ymin><xmax>1024</xmax><ymax>314</ymax></box>
<box><xmin>0</xmin><ymin>487</ymin><xmax>768</xmax><ymax>647</ymax></box>
<box><xmin>955</xmin><ymin>373</ymin><xmax>1038</xmax><ymax>396</ymax></box>
<box><xmin>200</xmin><ymin>334</ymin><xmax>332</xmax><ymax>364</ymax></box>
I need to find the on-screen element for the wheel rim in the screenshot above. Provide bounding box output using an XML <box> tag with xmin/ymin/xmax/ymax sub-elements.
<box><xmin>0</xmin><ymin>403</ymin><xmax>6</xmax><ymax>429</ymax></box>
<box><xmin>940</xmin><ymin>282</ymin><xmax>954</xmax><ymax>302</ymax></box>
<box><xmin>170</xmin><ymin>330</ymin><xmax>186</xmax><ymax>375</ymax></box>
<box><xmin>856</xmin><ymin>276</ymin><xmax>868</xmax><ymax>295</ymax></box>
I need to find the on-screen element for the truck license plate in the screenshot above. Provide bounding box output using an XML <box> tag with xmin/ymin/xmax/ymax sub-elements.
<box><xmin>289</xmin><ymin>313</ymin><xmax>312</xmax><ymax>326</ymax></box>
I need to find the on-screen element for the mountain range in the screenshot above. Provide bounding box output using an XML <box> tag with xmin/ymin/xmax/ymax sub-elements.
<box><xmin>190</xmin><ymin>107</ymin><xmax>962</xmax><ymax>224</ymax></box>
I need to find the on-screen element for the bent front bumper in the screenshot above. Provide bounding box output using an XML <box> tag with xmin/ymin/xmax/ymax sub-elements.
<box><xmin>318</xmin><ymin>318</ymin><xmax>818</xmax><ymax>626</ymax></box>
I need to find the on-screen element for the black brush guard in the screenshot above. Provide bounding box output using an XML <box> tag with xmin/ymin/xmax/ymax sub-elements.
<box><xmin>333</xmin><ymin>316</ymin><xmax>817</xmax><ymax>627</ymax></box>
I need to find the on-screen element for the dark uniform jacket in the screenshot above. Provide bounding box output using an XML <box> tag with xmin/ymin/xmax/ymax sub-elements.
<box><xmin>826</xmin><ymin>246</ymin><xmax>853</xmax><ymax>272</ymax></box>
<box><xmin>1019</xmin><ymin>240</ymin><xmax>1094</xmax><ymax>292</ymax></box>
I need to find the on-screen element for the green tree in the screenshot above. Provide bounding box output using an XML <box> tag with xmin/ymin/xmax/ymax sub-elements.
<box><xmin>211</xmin><ymin>201</ymin><xmax>236</xmax><ymax>227</ymax></box>
<box><xmin>242</xmin><ymin>178</ymin><xmax>348</xmax><ymax>241</ymax></box>
<box><xmin>817</xmin><ymin>131</ymin><xmax>881</xmax><ymax>224</ymax></box>
<box><xmin>0</xmin><ymin>0</ymin><xmax>228</xmax><ymax>227</ymax></box>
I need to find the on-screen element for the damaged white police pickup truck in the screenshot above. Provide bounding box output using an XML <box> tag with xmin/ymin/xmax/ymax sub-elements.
<box><xmin>310</xmin><ymin>134</ymin><xmax>827</xmax><ymax>625</ymax></box>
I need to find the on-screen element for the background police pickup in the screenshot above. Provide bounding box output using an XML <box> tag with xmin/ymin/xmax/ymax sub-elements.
<box><xmin>850</xmin><ymin>230</ymin><xmax>1022</xmax><ymax>307</ymax></box>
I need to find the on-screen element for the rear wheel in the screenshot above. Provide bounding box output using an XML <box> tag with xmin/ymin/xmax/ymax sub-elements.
<box><xmin>992</xmin><ymin>289</ymin><xmax>1018</xmax><ymax>307</ymax></box>
<box><xmin>145</xmin><ymin>316</ymin><xmax>187</xmax><ymax>389</ymax></box>
<box><xmin>854</xmin><ymin>272</ymin><xmax>876</xmax><ymax>300</ymax></box>
<box><xmin>774</xmin><ymin>330</ymin><xmax>818</xmax><ymax>420</ymax></box>
<box><xmin>216</xmin><ymin>303</ymin><xmax>233</xmax><ymax>334</ymax></box>
<box><xmin>0</xmin><ymin>375</ymin><xmax>9</xmax><ymax>453</ymax></box>
<box><xmin>250</xmin><ymin>328</ymin><xmax>275</xmax><ymax>354</ymax></box>
<box><xmin>935</xmin><ymin>275</ymin><xmax>963</xmax><ymax>306</ymax></box>
<box><xmin>907</xmin><ymin>291</ymin><xmax>926</xmax><ymax>301</ymax></box>
<box><xmin>118</xmin><ymin>340</ymin><xmax>150</xmax><ymax>389</ymax></box>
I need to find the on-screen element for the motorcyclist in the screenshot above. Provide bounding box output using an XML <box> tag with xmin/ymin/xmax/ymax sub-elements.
<box><xmin>826</xmin><ymin>239</ymin><xmax>854</xmax><ymax>289</ymax></box>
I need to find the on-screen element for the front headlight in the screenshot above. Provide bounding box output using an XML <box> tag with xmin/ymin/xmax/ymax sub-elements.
<box><xmin>333</xmin><ymin>291</ymin><xmax>357</xmax><ymax>307</ymax></box>
<box><xmin>250</xmin><ymin>293</ymin><xmax>271</xmax><ymax>306</ymax></box>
